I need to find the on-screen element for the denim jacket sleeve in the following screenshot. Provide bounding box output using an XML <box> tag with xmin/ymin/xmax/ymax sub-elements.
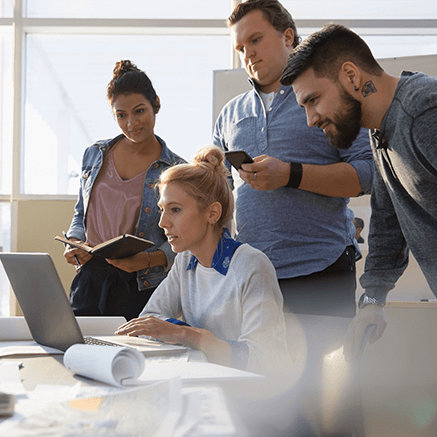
<box><xmin>67</xmin><ymin>140</ymin><xmax>108</xmax><ymax>241</ymax></box>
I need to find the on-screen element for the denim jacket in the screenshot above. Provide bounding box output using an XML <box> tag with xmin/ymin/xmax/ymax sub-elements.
<box><xmin>67</xmin><ymin>134</ymin><xmax>186</xmax><ymax>290</ymax></box>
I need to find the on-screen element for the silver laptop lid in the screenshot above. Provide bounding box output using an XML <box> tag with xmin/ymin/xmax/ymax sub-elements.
<box><xmin>0</xmin><ymin>252</ymin><xmax>85</xmax><ymax>351</ymax></box>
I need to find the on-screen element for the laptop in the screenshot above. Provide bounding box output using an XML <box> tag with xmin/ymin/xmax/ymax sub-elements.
<box><xmin>0</xmin><ymin>316</ymin><xmax>126</xmax><ymax>341</ymax></box>
<box><xmin>0</xmin><ymin>252</ymin><xmax>187</xmax><ymax>355</ymax></box>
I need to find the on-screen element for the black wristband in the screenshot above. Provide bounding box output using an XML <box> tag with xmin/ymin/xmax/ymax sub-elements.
<box><xmin>286</xmin><ymin>162</ymin><xmax>303</xmax><ymax>188</ymax></box>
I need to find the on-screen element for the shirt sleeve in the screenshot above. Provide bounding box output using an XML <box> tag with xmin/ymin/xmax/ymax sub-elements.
<box><xmin>67</xmin><ymin>147</ymin><xmax>92</xmax><ymax>241</ymax></box>
<box><xmin>155</xmin><ymin>240</ymin><xmax>177</xmax><ymax>273</ymax></box>
<box><xmin>139</xmin><ymin>254</ymin><xmax>183</xmax><ymax>319</ymax></box>
<box><xmin>337</xmin><ymin>127</ymin><xmax>374</xmax><ymax>195</ymax></box>
<box><xmin>359</xmin><ymin>166</ymin><xmax>409</xmax><ymax>303</ymax></box>
<box><xmin>232</xmin><ymin>249</ymin><xmax>292</xmax><ymax>375</ymax></box>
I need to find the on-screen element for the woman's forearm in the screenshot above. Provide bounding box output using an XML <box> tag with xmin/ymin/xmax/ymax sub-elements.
<box><xmin>179</xmin><ymin>326</ymin><xmax>232</xmax><ymax>367</ymax></box>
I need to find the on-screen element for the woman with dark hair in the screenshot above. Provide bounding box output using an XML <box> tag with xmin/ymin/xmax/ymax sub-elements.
<box><xmin>64</xmin><ymin>60</ymin><xmax>185</xmax><ymax>320</ymax></box>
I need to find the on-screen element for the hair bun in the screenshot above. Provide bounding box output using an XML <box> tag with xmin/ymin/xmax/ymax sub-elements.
<box><xmin>113</xmin><ymin>60</ymin><xmax>139</xmax><ymax>78</ymax></box>
<box><xmin>203</xmin><ymin>155</ymin><xmax>219</xmax><ymax>171</ymax></box>
<box><xmin>193</xmin><ymin>146</ymin><xmax>228</xmax><ymax>176</ymax></box>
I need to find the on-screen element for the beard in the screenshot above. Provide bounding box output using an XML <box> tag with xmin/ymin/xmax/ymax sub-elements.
<box><xmin>324</xmin><ymin>86</ymin><xmax>362</xmax><ymax>150</ymax></box>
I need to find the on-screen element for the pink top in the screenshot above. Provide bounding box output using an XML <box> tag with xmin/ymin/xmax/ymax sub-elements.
<box><xmin>86</xmin><ymin>144</ymin><xmax>147</xmax><ymax>246</ymax></box>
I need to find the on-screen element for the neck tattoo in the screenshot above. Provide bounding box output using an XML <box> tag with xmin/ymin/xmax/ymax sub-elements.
<box><xmin>362</xmin><ymin>80</ymin><xmax>377</xmax><ymax>97</ymax></box>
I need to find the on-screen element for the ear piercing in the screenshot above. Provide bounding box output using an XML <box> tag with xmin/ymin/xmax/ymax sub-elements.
<box><xmin>354</xmin><ymin>85</ymin><xmax>359</xmax><ymax>91</ymax></box>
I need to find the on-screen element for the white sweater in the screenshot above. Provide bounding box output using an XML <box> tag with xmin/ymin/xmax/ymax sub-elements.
<box><xmin>140</xmin><ymin>243</ymin><xmax>290</xmax><ymax>375</ymax></box>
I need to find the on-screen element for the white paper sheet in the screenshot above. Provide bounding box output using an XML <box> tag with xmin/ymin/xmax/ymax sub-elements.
<box><xmin>178</xmin><ymin>386</ymin><xmax>237</xmax><ymax>436</ymax></box>
<box><xmin>0</xmin><ymin>361</ymin><xmax>26</xmax><ymax>395</ymax></box>
<box><xmin>63</xmin><ymin>344</ymin><xmax>146</xmax><ymax>387</ymax></box>
<box><xmin>0</xmin><ymin>379</ymin><xmax>182</xmax><ymax>437</ymax></box>
<box><xmin>137</xmin><ymin>361</ymin><xmax>264</xmax><ymax>382</ymax></box>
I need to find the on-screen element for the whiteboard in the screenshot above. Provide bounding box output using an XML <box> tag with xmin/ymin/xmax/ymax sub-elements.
<box><xmin>213</xmin><ymin>54</ymin><xmax>437</xmax><ymax>124</ymax></box>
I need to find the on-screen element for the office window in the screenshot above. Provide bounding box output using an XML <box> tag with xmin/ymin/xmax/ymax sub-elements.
<box><xmin>0</xmin><ymin>202</ymin><xmax>11</xmax><ymax>316</ymax></box>
<box><xmin>24</xmin><ymin>34</ymin><xmax>230</xmax><ymax>195</ymax></box>
<box><xmin>0</xmin><ymin>31</ymin><xmax>12</xmax><ymax>195</ymax></box>
<box><xmin>0</xmin><ymin>0</ymin><xmax>12</xmax><ymax>17</ymax></box>
<box><xmin>283</xmin><ymin>0</ymin><xmax>437</xmax><ymax>19</ymax></box>
<box><xmin>26</xmin><ymin>0</ymin><xmax>231</xmax><ymax>19</ymax></box>
<box><xmin>362</xmin><ymin>35</ymin><xmax>437</xmax><ymax>59</ymax></box>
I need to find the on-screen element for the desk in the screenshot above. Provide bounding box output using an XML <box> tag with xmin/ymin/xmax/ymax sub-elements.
<box><xmin>5</xmin><ymin>350</ymin><xmax>208</xmax><ymax>391</ymax></box>
<box><xmin>0</xmin><ymin>347</ymin><xmax>277</xmax><ymax>437</ymax></box>
<box><xmin>2</xmin><ymin>304</ymin><xmax>436</xmax><ymax>437</ymax></box>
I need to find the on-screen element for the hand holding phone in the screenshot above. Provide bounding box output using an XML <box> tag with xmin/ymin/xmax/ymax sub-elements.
<box><xmin>225</xmin><ymin>150</ymin><xmax>254</xmax><ymax>170</ymax></box>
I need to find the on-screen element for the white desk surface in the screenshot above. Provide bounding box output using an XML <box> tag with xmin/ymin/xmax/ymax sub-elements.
<box><xmin>2</xmin><ymin>305</ymin><xmax>436</xmax><ymax>437</ymax></box>
<box><xmin>0</xmin><ymin>344</ymin><xmax>263</xmax><ymax>437</ymax></box>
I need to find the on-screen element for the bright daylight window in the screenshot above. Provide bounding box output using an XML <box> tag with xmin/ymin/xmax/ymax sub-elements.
<box><xmin>0</xmin><ymin>202</ymin><xmax>11</xmax><ymax>315</ymax></box>
<box><xmin>24</xmin><ymin>34</ymin><xmax>229</xmax><ymax>195</ymax></box>
<box><xmin>282</xmin><ymin>0</ymin><xmax>437</xmax><ymax>20</ymax></box>
<box><xmin>19</xmin><ymin>0</ymin><xmax>437</xmax><ymax>195</ymax></box>
<box><xmin>0</xmin><ymin>31</ymin><xmax>12</xmax><ymax>195</ymax></box>
<box><xmin>26</xmin><ymin>0</ymin><xmax>230</xmax><ymax>19</ymax></box>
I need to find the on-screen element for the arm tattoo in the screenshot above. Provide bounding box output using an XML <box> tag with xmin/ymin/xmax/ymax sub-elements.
<box><xmin>362</xmin><ymin>80</ymin><xmax>377</xmax><ymax>97</ymax></box>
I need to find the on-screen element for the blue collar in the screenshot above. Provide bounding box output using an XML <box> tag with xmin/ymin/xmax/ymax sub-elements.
<box><xmin>187</xmin><ymin>229</ymin><xmax>242</xmax><ymax>276</ymax></box>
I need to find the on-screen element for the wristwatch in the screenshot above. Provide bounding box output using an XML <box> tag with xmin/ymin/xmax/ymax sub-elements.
<box><xmin>358</xmin><ymin>293</ymin><xmax>386</xmax><ymax>310</ymax></box>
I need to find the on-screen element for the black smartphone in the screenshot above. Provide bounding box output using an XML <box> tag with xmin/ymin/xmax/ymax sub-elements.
<box><xmin>225</xmin><ymin>150</ymin><xmax>254</xmax><ymax>170</ymax></box>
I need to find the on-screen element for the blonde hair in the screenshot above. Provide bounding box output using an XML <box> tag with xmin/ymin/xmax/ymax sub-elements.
<box><xmin>157</xmin><ymin>146</ymin><xmax>233</xmax><ymax>229</ymax></box>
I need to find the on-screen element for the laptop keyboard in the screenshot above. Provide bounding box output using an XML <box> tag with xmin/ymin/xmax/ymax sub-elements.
<box><xmin>84</xmin><ymin>337</ymin><xmax>124</xmax><ymax>347</ymax></box>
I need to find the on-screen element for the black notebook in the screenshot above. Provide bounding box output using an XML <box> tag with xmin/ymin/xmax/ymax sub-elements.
<box><xmin>55</xmin><ymin>234</ymin><xmax>154</xmax><ymax>260</ymax></box>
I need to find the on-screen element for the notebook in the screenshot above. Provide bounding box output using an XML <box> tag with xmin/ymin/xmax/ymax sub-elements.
<box><xmin>0</xmin><ymin>252</ymin><xmax>187</xmax><ymax>355</ymax></box>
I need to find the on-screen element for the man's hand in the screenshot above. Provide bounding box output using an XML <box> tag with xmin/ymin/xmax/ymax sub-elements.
<box><xmin>343</xmin><ymin>305</ymin><xmax>388</xmax><ymax>362</ymax></box>
<box><xmin>239</xmin><ymin>155</ymin><xmax>290</xmax><ymax>191</ymax></box>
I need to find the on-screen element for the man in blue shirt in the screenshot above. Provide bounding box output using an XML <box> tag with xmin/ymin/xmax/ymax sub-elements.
<box><xmin>213</xmin><ymin>0</ymin><xmax>373</xmax><ymax>319</ymax></box>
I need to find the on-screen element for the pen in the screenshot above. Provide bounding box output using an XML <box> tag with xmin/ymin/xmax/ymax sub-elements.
<box><xmin>62</xmin><ymin>231</ymin><xmax>81</xmax><ymax>267</ymax></box>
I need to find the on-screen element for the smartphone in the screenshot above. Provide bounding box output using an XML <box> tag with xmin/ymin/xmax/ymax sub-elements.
<box><xmin>225</xmin><ymin>150</ymin><xmax>254</xmax><ymax>170</ymax></box>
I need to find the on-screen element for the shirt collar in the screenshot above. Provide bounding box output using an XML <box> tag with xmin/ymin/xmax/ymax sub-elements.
<box><xmin>187</xmin><ymin>228</ymin><xmax>243</xmax><ymax>276</ymax></box>
<box><xmin>371</xmin><ymin>129</ymin><xmax>389</xmax><ymax>149</ymax></box>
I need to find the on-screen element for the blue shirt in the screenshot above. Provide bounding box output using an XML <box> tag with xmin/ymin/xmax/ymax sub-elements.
<box><xmin>187</xmin><ymin>228</ymin><xmax>242</xmax><ymax>275</ymax></box>
<box><xmin>67</xmin><ymin>134</ymin><xmax>186</xmax><ymax>290</ymax></box>
<box><xmin>213</xmin><ymin>81</ymin><xmax>374</xmax><ymax>279</ymax></box>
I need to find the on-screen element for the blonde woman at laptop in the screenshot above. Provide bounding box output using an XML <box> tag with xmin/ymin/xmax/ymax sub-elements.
<box><xmin>63</xmin><ymin>60</ymin><xmax>185</xmax><ymax>321</ymax></box>
<box><xmin>116</xmin><ymin>146</ymin><xmax>290</xmax><ymax>376</ymax></box>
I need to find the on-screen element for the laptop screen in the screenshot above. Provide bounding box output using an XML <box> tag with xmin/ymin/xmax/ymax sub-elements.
<box><xmin>0</xmin><ymin>252</ymin><xmax>85</xmax><ymax>351</ymax></box>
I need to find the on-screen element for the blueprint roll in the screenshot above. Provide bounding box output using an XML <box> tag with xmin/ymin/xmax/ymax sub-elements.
<box><xmin>63</xmin><ymin>344</ymin><xmax>145</xmax><ymax>387</ymax></box>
